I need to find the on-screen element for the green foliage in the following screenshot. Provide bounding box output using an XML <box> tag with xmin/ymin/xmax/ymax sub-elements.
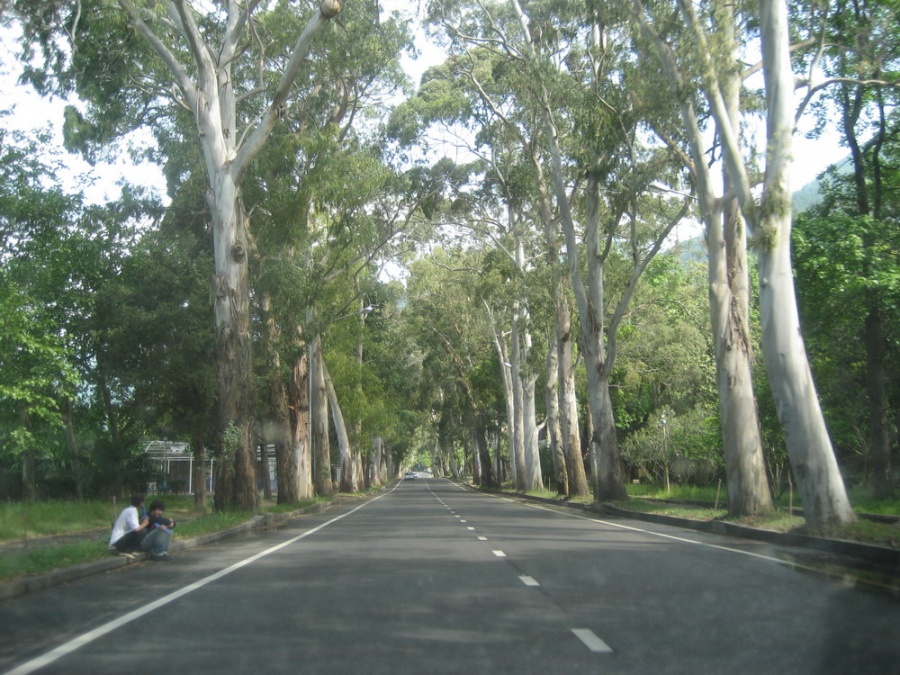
<box><xmin>621</xmin><ymin>406</ymin><xmax>723</xmax><ymax>486</ymax></box>
<box><xmin>0</xmin><ymin>278</ymin><xmax>79</xmax><ymax>433</ymax></box>
<box><xmin>613</xmin><ymin>255</ymin><xmax>716</xmax><ymax>434</ymax></box>
<box><xmin>792</xmin><ymin>169</ymin><xmax>900</xmax><ymax>476</ymax></box>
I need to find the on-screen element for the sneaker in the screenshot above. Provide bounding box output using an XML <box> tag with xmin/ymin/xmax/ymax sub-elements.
<box><xmin>118</xmin><ymin>551</ymin><xmax>138</xmax><ymax>560</ymax></box>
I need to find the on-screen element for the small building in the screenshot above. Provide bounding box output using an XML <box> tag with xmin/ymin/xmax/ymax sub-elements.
<box><xmin>144</xmin><ymin>441</ymin><xmax>214</xmax><ymax>494</ymax></box>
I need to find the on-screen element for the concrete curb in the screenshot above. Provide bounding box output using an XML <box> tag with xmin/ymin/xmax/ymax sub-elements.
<box><xmin>506</xmin><ymin>491</ymin><xmax>900</xmax><ymax>568</ymax></box>
<box><xmin>0</xmin><ymin>497</ymin><xmax>360</xmax><ymax>603</ymax></box>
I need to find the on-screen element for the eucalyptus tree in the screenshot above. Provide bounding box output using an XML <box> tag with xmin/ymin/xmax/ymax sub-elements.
<box><xmin>405</xmin><ymin>248</ymin><xmax>501</xmax><ymax>484</ymax></box>
<box><xmin>404</xmin><ymin>44</ymin><xmax>588</xmax><ymax>495</ymax></box>
<box><xmin>240</xmin><ymin>6</ymin><xmax>413</xmax><ymax>500</ymax></box>
<box><xmin>12</xmin><ymin>0</ymin><xmax>350</xmax><ymax>510</ymax></box>
<box><xmin>626</xmin><ymin>0</ymin><xmax>773</xmax><ymax>515</ymax></box>
<box><xmin>426</xmin><ymin>0</ymin><xmax>691</xmax><ymax>500</ymax></box>
<box><xmin>629</xmin><ymin>0</ymin><xmax>857</xmax><ymax>525</ymax></box>
<box><xmin>390</xmin><ymin>54</ymin><xmax>550</xmax><ymax>492</ymax></box>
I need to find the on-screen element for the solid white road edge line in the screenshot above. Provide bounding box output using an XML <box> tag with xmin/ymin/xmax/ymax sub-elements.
<box><xmin>512</xmin><ymin>499</ymin><xmax>794</xmax><ymax>567</ymax></box>
<box><xmin>3</xmin><ymin>484</ymin><xmax>399</xmax><ymax>675</ymax></box>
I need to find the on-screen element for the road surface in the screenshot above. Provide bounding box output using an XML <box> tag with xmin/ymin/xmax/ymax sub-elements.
<box><xmin>1</xmin><ymin>478</ymin><xmax>898</xmax><ymax>674</ymax></box>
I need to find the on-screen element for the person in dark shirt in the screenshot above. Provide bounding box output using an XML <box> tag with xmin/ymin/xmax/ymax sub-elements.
<box><xmin>140</xmin><ymin>499</ymin><xmax>176</xmax><ymax>561</ymax></box>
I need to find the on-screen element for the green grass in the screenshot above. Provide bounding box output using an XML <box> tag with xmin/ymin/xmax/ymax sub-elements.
<box><xmin>0</xmin><ymin>497</ymin><xmax>330</xmax><ymax>584</ymax></box>
<box><xmin>624</xmin><ymin>483</ymin><xmax>900</xmax><ymax>517</ymax></box>
<box><xmin>0</xmin><ymin>496</ymin><xmax>202</xmax><ymax>542</ymax></box>
<box><xmin>618</xmin><ymin>487</ymin><xmax>900</xmax><ymax>548</ymax></box>
<box><xmin>610</xmin><ymin>498</ymin><xmax>729</xmax><ymax>521</ymax></box>
<box><xmin>515</xmin><ymin>482</ymin><xmax>899</xmax><ymax>548</ymax></box>
<box><xmin>0</xmin><ymin>541</ymin><xmax>105</xmax><ymax>582</ymax></box>
<box><xmin>0</xmin><ymin>501</ymin><xmax>117</xmax><ymax>540</ymax></box>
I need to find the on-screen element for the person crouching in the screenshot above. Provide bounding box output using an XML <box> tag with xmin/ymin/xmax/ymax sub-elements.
<box><xmin>141</xmin><ymin>499</ymin><xmax>176</xmax><ymax>561</ymax></box>
<box><xmin>109</xmin><ymin>494</ymin><xmax>149</xmax><ymax>556</ymax></box>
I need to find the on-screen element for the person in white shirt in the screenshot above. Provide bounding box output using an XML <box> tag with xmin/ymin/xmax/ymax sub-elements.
<box><xmin>109</xmin><ymin>494</ymin><xmax>149</xmax><ymax>553</ymax></box>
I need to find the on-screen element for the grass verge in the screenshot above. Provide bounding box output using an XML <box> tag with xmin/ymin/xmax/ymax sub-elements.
<box><xmin>514</xmin><ymin>484</ymin><xmax>899</xmax><ymax>549</ymax></box>
<box><xmin>0</xmin><ymin>498</ymin><xmax>321</xmax><ymax>585</ymax></box>
<box><xmin>612</xmin><ymin>498</ymin><xmax>899</xmax><ymax>549</ymax></box>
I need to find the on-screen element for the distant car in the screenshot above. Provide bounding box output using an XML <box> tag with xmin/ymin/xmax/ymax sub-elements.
<box><xmin>404</xmin><ymin>471</ymin><xmax>417</xmax><ymax>480</ymax></box>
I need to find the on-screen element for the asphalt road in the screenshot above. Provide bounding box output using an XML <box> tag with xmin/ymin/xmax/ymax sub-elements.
<box><xmin>1</xmin><ymin>478</ymin><xmax>898</xmax><ymax>674</ymax></box>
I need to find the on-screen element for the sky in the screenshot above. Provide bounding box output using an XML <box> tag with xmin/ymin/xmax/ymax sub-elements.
<box><xmin>0</xmin><ymin>12</ymin><xmax>847</xmax><ymax>211</ymax></box>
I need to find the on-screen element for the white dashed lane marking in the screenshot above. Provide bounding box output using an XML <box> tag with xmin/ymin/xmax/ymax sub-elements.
<box><xmin>572</xmin><ymin>628</ymin><xmax>613</xmax><ymax>653</ymax></box>
<box><xmin>519</xmin><ymin>576</ymin><xmax>540</xmax><ymax>587</ymax></box>
<box><xmin>492</xmin><ymin>550</ymin><xmax>507</xmax><ymax>558</ymax></box>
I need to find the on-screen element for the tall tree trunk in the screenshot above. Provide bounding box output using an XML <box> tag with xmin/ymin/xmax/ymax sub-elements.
<box><xmin>191</xmin><ymin>431</ymin><xmax>207</xmax><ymax>513</ymax></box>
<box><xmin>840</xmin><ymin>77</ymin><xmax>893</xmax><ymax>500</ymax></box>
<box><xmin>488</xmin><ymin>307</ymin><xmax>516</xmax><ymax>487</ymax></box>
<box><xmin>498</xmin><ymin>353</ymin><xmax>520</xmax><ymax>487</ymax></box>
<box><xmin>718</xmin><ymin>0</ymin><xmax>773</xmax><ymax>516</ymax></box>
<box><xmin>61</xmin><ymin>398</ymin><xmax>84</xmax><ymax>500</ymax></box>
<box><xmin>368</xmin><ymin>437</ymin><xmax>382</xmax><ymax>487</ymax></box>
<box><xmin>288</xmin><ymin>346</ymin><xmax>312</xmax><ymax>501</ymax></box>
<box><xmin>510</xmin><ymin>318</ymin><xmax>527</xmax><ymax>490</ymax></box>
<box><xmin>633</xmin><ymin>1</ymin><xmax>774</xmax><ymax>515</ymax></box>
<box><xmin>523</xmin><ymin>366</ymin><xmax>543</xmax><ymax>491</ymax></box>
<box><xmin>546</xmin><ymin>331</ymin><xmax>567</xmax><ymax>495</ymax></box>
<box><xmin>557</xmin><ymin>295</ymin><xmax>588</xmax><ymax>496</ymax></box>
<box><xmin>709</xmin><ymin>199</ymin><xmax>773</xmax><ymax>516</ymax></box>
<box><xmin>474</xmin><ymin>413</ymin><xmax>497</xmax><ymax>488</ymax></box>
<box><xmin>19</xmin><ymin>405</ymin><xmax>35</xmax><ymax>502</ymax></box>
<box><xmin>212</xmin><ymin>195</ymin><xmax>257</xmax><ymax>512</ymax></box>
<box><xmin>583</xmin><ymin>178</ymin><xmax>627</xmax><ymax>501</ymax></box>
<box><xmin>471</xmin><ymin>422</ymin><xmax>483</xmax><ymax>485</ymax></box>
<box><xmin>751</xmin><ymin>0</ymin><xmax>854</xmax><ymax>526</ymax></box>
<box><xmin>260</xmin><ymin>295</ymin><xmax>298</xmax><ymax>504</ymax></box>
<box><xmin>533</xmin><ymin>144</ymin><xmax>585</xmax><ymax>497</ymax></box>
<box><xmin>324</xmin><ymin>360</ymin><xmax>356</xmax><ymax>493</ymax></box>
<box><xmin>354</xmin><ymin>452</ymin><xmax>365</xmax><ymax>492</ymax></box>
<box><xmin>539</xmin><ymin>67</ymin><xmax>626</xmax><ymax>500</ymax></box>
<box><xmin>259</xmin><ymin>439</ymin><xmax>272</xmax><ymax>500</ymax></box>
<box><xmin>310</xmin><ymin>335</ymin><xmax>332</xmax><ymax>497</ymax></box>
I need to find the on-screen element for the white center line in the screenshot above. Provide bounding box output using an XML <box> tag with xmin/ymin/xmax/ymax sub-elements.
<box><xmin>519</xmin><ymin>575</ymin><xmax>540</xmax><ymax>587</ymax></box>
<box><xmin>572</xmin><ymin>628</ymin><xmax>613</xmax><ymax>653</ymax></box>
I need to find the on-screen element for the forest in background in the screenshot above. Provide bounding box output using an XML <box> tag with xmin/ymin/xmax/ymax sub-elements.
<box><xmin>0</xmin><ymin>0</ymin><xmax>896</xmax><ymax>527</ymax></box>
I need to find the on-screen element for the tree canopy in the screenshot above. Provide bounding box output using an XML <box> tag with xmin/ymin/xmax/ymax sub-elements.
<box><xmin>1</xmin><ymin>0</ymin><xmax>896</xmax><ymax>523</ymax></box>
